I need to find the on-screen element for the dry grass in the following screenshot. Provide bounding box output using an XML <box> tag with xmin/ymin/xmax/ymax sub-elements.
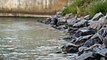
<box><xmin>0</xmin><ymin>0</ymin><xmax>71</xmax><ymax>15</ymax></box>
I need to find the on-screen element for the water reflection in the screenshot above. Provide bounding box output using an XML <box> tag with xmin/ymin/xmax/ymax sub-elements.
<box><xmin>0</xmin><ymin>17</ymin><xmax>65</xmax><ymax>60</ymax></box>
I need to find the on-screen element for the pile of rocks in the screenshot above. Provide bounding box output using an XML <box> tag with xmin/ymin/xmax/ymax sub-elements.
<box><xmin>44</xmin><ymin>12</ymin><xmax>107</xmax><ymax>60</ymax></box>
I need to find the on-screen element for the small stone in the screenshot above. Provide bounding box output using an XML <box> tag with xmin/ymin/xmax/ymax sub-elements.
<box><xmin>67</xmin><ymin>18</ymin><xmax>77</xmax><ymax>26</ymax></box>
<box><xmin>76</xmin><ymin>51</ymin><xmax>93</xmax><ymax>60</ymax></box>
<box><xmin>62</xmin><ymin>43</ymin><xmax>78</xmax><ymax>53</ymax></box>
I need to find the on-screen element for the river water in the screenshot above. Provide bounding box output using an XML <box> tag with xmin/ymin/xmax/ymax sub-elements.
<box><xmin>0</xmin><ymin>17</ymin><xmax>72</xmax><ymax>60</ymax></box>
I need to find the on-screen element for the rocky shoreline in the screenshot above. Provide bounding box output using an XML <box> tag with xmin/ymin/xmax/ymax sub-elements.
<box><xmin>38</xmin><ymin>12</ymin><xmax>107</xmax><ymax>60</ymax></box>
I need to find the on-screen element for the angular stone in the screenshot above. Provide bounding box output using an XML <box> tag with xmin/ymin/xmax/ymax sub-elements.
<box><xmin>75</xmin><ymin>28</ymin><xmax>96</xmax><ymax>36</ymax></box>
<box><xmin>104</xmin><ymin>37</ymin><xmax>107</xmax><ymax>48</ymax></box>
<box><xmin>61</xmin><ymin>43</ymin><xmax>79</xmax><ymax>53</ymax></box>
<box><xmin>83</xmin><ymin>39</ymin><xmax>95</xmax><ymax>48</ymax></box>
<box><xmin>73</xmin><ymin>19</ymin><xmax>88</xmax><ymax>28</ymax></box>
<box><xmin>95</xmin><ymin>47</ymin><xmax>107</xmax><ymax>57</ymax></box>
<box><xmin>74</xmin><ymin>35</ymin><xmax>92</xmax><ymax>46</ymax></box>
<box><xmin>88</xmin><ymin>15</ymin><xmax>107</xmax><ymax>30</ymax></box>
<box><xmin>91</xmin><ymin>12</ymin><xmax>103</xmax><ymax>21</ymax></box>
<box><xmin>76</xmin><ymin>51</ymin><xmax>93</xmax><ymax>60</ymax></box>
<box><xmin>66</xmin><ymin>18</ymin><xmax>77</xmax><ymax>26</ymax></box>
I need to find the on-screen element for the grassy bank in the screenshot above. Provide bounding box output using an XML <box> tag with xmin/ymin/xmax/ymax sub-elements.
<box><xmin>62</xmin><ymin>0</ymin><xmax>107</xmax><ymax>17</ymax></box>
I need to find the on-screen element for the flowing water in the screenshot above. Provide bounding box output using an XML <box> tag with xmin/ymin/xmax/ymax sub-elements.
<box><xmin>0</xmin><ymin>17</ymin><xmax>72</xmax><ymax>60</ymax></box>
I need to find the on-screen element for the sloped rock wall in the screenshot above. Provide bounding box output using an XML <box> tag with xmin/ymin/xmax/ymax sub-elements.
<box><xmin>0</xmin><ymin>0</ymin><xmax>72</xmax><ymax>15</ymax></box>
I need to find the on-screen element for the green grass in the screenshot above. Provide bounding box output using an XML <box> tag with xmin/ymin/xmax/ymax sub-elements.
<box><xmin>89</xmin><ymin>0</ymin><xmax>107</xmax><ymax>17</ymax></box>
<box><xmin>62</xmin><ymin>0</ymin><xmax>83</xmax><ymax>16</ymax></box>
<box><xmin>62</xmin><ymin>0</ymin><xmax>107</xmax><ymax>17</ymax></box>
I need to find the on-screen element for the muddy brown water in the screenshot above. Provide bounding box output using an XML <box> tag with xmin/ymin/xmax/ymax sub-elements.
<box><xmin>0</xmin><ymin>17</ymin><xmax>70</xmax><ymax>60</ymax></box>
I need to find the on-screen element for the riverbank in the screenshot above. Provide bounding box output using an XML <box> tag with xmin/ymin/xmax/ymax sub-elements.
<box><xmin>0</xmin><ymin>12</ymin><xmax>107</xmax><ymax>60</ymax></box>
<box><xmin>0</xmin><ymin>13</ymin><xmax>52</xmax><ymax>18</ymax></box>
<box><xmin>41</xmin><ymin>12</ymin><xmax>107</xmax><ymax>60</ymax></box>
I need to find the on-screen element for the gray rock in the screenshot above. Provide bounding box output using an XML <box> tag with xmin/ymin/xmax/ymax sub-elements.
<box><xmin>91</xmin><ymin>12</ymin><xmax>103</xmax><ymax>21</ymax></box>
<box><xmin>46</xmin><ymin>12</ymin><xmax>107</xmax><ymax>60</ymax></box>
<box><xmin>88</xmin><ymin>15</ymin><xmax>107</xmax><ymax>30</ymax></box>
<box><xmin>98</xmin><ymin>28</ymin><xmax>107</xmax><ymax>39</ymax></box>
<box><xmin>76</xmin><ymin>51</ymin><xmax>93</xmax><ymax>60</ymax></box>
<box><xmin>67</xmin><ymin>18</ymin><xmax>77</xmax><ymax>26</ymax></box>
<box><xmin>75</xmin><ymin>27</ymin><xmax>96</xmax><ymax>36</ymax></box>
<box><xmin>95</xmin><ymin>47</ymin><xmax>107</xmax><ymax>57</ymax></box>
<box><xmin>83</xmin><ymin>39</ymin><xmax>96</xmax><ymax>47</ymax></box>
<box><xmin>61</xmin><ymin>43</ymin><xmax>79</xmax><ymax>53</ymax></box>
<box><xmin>74</xmin><ymin>35</ymin><xmax>92</xmax><ymax>46</ymax></box>
<box><xmin>73</xmin><ymin>19</ymin><xmax>88</xmax><ymax>28</ymax></box>
<box><xmin>65</xmin><ymin>13</ymin><xmax>74</xmax><ymax>19</ymax></box>
<box><xmin>104</xmin><ymin>37</ymin><xmax>107</xmax><ymax>48</ymax></box>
